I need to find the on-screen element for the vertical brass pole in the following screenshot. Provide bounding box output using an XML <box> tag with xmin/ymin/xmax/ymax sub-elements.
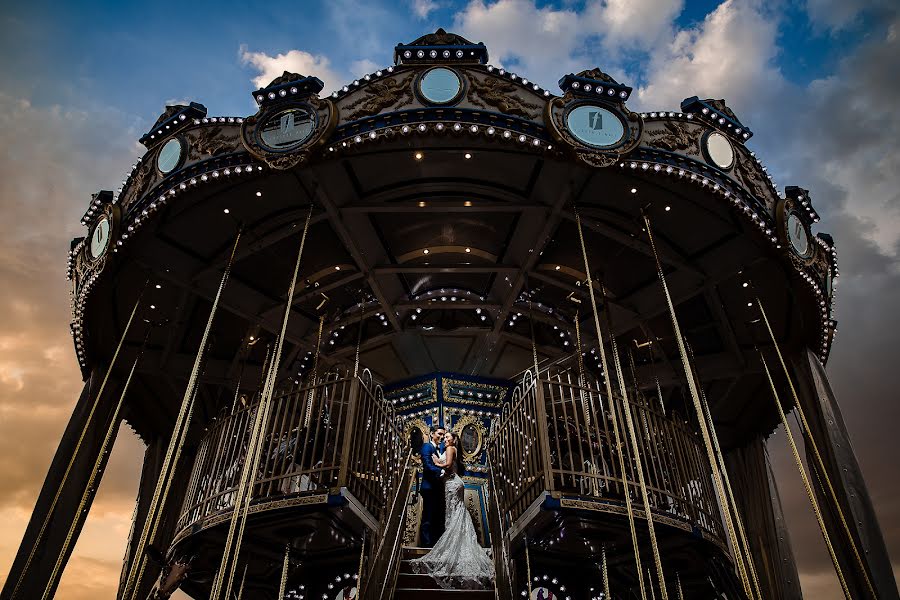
<box><xmin>278</xmin><ymin>544</ymin><xmax>290</xmax><ymax>599</ymax></box>
<box><xmin>575</xmin><ymin>208</ymin><xmax>646</xmax><ymax>600</ymax></box>
<box><xmin>304</xmin><ymin>315</ymin><xmax>325</xmax><ymax>428</ymax></box>
<box><xmin>641</xmin><ymin>211</ymin><xmax>751</xmax><ymax>596</ymax></box>
<box><xmin>356</xmin><ymin>531</ymin><xmax>366</xmax><ymax>597</ymax></box>
<box><xmin>43</xmin><ymin>331</ymin><xmax>150</xmax><ymax>599</ymax></box>
<box><xmin>11</xmin><ymin>281</ymin><xmax>148</xmax><ymax>599</ymax></box>
<box><xmin>602</xmin><ymin>544</ymin><xmax>610</xmax><ymax>600</ymax></box>
<box><xmin>606</xmin><ymin>301</ymin><xmax>668</xmax><ymax>600</ymax></box>
<box><xmin>126</xmin><ymin>230</ymin><xmax>242</xmax><ymax>599</ymax></box>
<box><xmin>693</xmin><ymin>352</ymin><xmax>762</xmax><ymax>600</ymax></box>
<box><xmin>759</xmin><ymin>351</ymin><xmax>852</xmax><ymax>599</ymax></box>
<box><xmin>218</xmin><ymin>206</ymin><xmax>313</xmax><ymax>600</ymax></box>
<box><xmin>676</xmin><ymin>572</ymin><xmax>684</xmax><ymax>600</ymax></box>
<box><xmin>236</xmin><ymin>563</ymin><xmax>248</xmax><ymax>600</ymax></box>
<box><xmin>525</xmin><ymin>537</ymin><xmax>533</xmax><ymax>599</ymax></box>
<box><xmin>648</xmin><ymin>568</ymin><xmax>657</xmax><ymax>600</ymax></box>
<box><xmin>756</xmin><ymin>296</ymin><xmax>875</xmax><ymax>598</ymax></box>
<box><xmin>574</xmin><ymin>310</ymin><xmax>592</xmax><ymax>430</ymax></box>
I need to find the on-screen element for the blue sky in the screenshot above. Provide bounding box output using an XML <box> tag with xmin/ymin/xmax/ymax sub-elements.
<box><xmin>0</xmin><ymin>0</ymin><xmax>885</xmax><ymax>121</ymax></box>
<box><xmin>0</xmin><ymin>1</ymin><xmax>898</xmax><ymax>598</ymax></box>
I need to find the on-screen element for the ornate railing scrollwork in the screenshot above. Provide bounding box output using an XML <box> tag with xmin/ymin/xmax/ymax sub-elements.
<box><xmin>487</xmin><ymin>362</ymin><xmax>725</xmax><ymax>546</ymax></box>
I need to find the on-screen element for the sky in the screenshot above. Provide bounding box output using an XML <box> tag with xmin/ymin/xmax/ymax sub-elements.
<box><xmin>0</xmin><ymin>0</ymin><xmax>898</xmax><ymax>597</ymax></box>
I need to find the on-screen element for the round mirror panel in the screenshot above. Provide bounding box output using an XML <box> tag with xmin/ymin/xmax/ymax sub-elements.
<box><xmin>566</xmin><ymin>105</ymin><xmax>625</xmax><ymax>148</ymax></box>
<box><xmin>259</xmin><ymin>107</ymin><xmax>316</xmax><ymax>151</ymax></box>
<box><xmin>530</xmin><ymin>588</ymin><xmax>558</xmax><ymax>600</ymax></box>
<box><xmin>787</xmin><ymin>211</ymin><xmax>810</xmax><ymax>257</ymax></box>
<box><xmin>409</xmin><ymin>427</ymin><xmax>424</xmax><ymax>455</ymax></box>
<box><xmin>706</xmin><ymin>131</ymin><xmax>735</xmax><ymax>169</ymax></box>
<box><xmin>460</xmin><ymin>423</ymin><xmax>480</xmax><ymax>456</ymax></box>
<box><xmin>89</xmin><ymin>216</ymin><xmax>111</xmax><ymax>259</ymax></box>
<box><xmin>157</xmin><ymin>138</ymin><xmax>184</xmax><ymax>174</ymax></box>
<box><xmin>419</xmin><ymin>67</ymin><xmax>462</xmax><ymax>105</ymax></box>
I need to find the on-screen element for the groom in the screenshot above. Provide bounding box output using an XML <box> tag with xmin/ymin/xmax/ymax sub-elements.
<box><xmin>419</xmin><ymin>425</ymin><xmax>445</xmax><ymax>547</ymax></box>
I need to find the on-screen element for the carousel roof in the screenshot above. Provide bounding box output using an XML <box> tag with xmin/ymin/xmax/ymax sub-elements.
<box><xmin>66</xmin><ymin>29</ymin><xmax>838</xmax><ymax>447</ymax></box>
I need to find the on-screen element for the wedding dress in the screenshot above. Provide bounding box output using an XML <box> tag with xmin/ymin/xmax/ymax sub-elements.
<box><xmin>411</xmin><ymin>451</ymin><xmax>495</xmax><ymax>589</ymax></box>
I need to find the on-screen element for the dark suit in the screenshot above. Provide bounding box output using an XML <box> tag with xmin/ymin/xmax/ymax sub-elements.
<box><xmin>419</xmin><ymin>440</ymin><xmax>445</xmax><ymax>547</ymax></box>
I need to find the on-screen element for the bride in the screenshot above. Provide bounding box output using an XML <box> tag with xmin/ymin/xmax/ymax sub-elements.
<box><xmin>411</xmin><ymin>431</ymin><xmax>494</xmax><ymax>589</ymax></box>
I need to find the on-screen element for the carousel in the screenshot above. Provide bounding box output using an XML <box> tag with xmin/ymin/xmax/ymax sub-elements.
<box><xmin>3</xmin><ymin>29</ymin><xmax>897</xmax><ymax>600</ymax></box>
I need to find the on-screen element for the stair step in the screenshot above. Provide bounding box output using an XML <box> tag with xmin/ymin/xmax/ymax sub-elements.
<box><xmin>401</xmin><ymin>546</ymin><xmax>431</xmax><ymax>559</ymax></box>
<box><xmin>396</xmin><ymin>573</ymin><xmax>441</xmax><ymax>589</ymax></box>
<box><xmin>394</xmin><ymin>588</ymin><xmax>494</xmax><ymax>600</ymax></box>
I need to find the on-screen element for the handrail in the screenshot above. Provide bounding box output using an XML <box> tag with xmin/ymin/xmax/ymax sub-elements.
<box><xmin>487</xmin><ymin>361</ymin><xmax>727</xmax><ymax>546</ymax></box>
<box><xmin>361</xmin><ymin>452</ymin><xmax>416</xmax><ymax>600</ymax></box>
<box><xmin>176</xmin><ymin>368</ymin><xmax>405</xmax><ymax>535</ymax></box>
<box><xmin>485</xmin><ymin>454</ymin><xmax>515</xmax><ymax>600</ymax></box>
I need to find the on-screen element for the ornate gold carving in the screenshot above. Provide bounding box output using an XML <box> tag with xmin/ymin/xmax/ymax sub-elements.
<box><xmin>187</xmin><ymin>125</ymin><xmax>240</xmax><ymax>158</ymax></box>
<box><xmin>468</xmin><ymin>76</ymin><xmax>541</xmax><ymax>119</ymax></box>
<box><xmin>441</xmin><ymin>378</ymin><xmax>507</xmax><ymax>407</ymax></box>
<box><xmin>240</xmin><ymin>98</ymin><xmax>337</xmax><ymax>170</ymax></box>
<box><xmin>464</xmin><ymin>486</ymin><xmax>487</xmax><ymax>546</ymax></box>
<box><xmin>646</xmin><ymin>121</ymin><xmax>697</xmax><ymax>154</ymax></box>
<box><xmin>450</xmin><ymin>414</ymin><xmax>486</xmax><ymax>463</ymax></box>
<box><xmin>734</xmin><ymin>152</ymin><xmax>771</xmax><ymax>203</ymax></box>
<box><xmin>403</xmin><ymin>418</ymin><xmax>430</xmax><ymax>465</ymax></box>
<box><xmin>120</xmin><ymin>159</ymin><xmax>156</xmax><ymax>213</ymax></box>
<box><xmin>558</xmin><ymin>497</ymin><xmax>692</xmax><ymax>534</ymax></box>
<box><xmin>402</xmin><ymin>490</ymin><xmax>422</xmax><ymax>546</ymax></box>
<box><xmin>544</xmin><ymin>96</ymin><xmax>643</xmax><ymax>169</ymax></box>
<box><xmin>171</xmin><ymin>493</ymin><xmax>329</xmax><ymax>547</ymax></box>
<box><xmin>343</xmin><ymin>72</ymin><xmax>416</xmax><ymax>120</ymax></box>
<box><xmin>407</xmin><ymin>28</ymin><xmax>476</xmax><ymax>47</ymax></box>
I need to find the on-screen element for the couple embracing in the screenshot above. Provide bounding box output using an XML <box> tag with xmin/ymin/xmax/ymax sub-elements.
<box><xmin>411</xmin><ymin>426</ymin><xmax>494</xmax><ymax>589</ymax></box>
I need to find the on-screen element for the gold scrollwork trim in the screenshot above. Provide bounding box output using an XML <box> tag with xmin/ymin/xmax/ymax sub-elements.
<box><xmin>171</xmin><ymin>493</ymin><xmax>330</xmax><ymax>547</ymax></box>
<box><xmin>442</xmin><ymin>378</ymin><xmax>507</xmax><ymax>407</ymax></box>
<box><xmin>450</xmin><ymin>414</ymin><xmax>487</xmax><ymax>463</ymax></box>
<box><xmin>389</xmin><ymin>380</ymin><xmax>437</xmax><ymax>410</ymax></box>
<box><xmin>403</xmin><ymin>417</ymin><xmax>430</xmax><ymax>465</ymax></box>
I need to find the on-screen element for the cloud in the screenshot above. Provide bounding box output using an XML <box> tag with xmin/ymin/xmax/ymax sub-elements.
<box><xmin>453</xmin><ymin>0</ymin><xmax>583</xmax><ymax>87</ymax></box>
<box><xmin>412</xmin><ymin>0</ymin><xmax>440</xmax><ymax>19</ymax></box>
<box><xmin>240</xmin><ymin>46</ymin><xmax>344</xmax><ymax>93</ymax></box>
<box><xmin>451</xmin><ymin>0</ymin><xmax>685</xmax><ymax>92</ymax></box>
<box><xmin>585</xmin><ymin>0</ymin><xmax>684</xmax><ymax>52</ymax></box>
<box><xmin>803</xmin><ymin>0</ymin><xmax>895</xmax><ymax>32</ymax></box>
<box><xmin>636</xmin><ymin>0</ymin><xmax>784</xmax><ymax>111</ymax></box>
<box><xmin>0</xmin><ymin>93</ymin><xmax>145</xmax><ymax>593</ymax></box>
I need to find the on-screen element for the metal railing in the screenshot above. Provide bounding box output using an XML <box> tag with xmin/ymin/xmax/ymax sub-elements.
<box><xmin>487</xmin><ymin>363</ymin><xmax>725</xmax><ymax>544</ymax></box>
<box><xmin>177</xmin><ymin>368</ymin><xmax>405</xmax><ymax>533</ymax></box>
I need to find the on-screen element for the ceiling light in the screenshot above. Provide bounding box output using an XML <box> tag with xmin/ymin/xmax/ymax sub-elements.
<box><xmin>256</xmin><ymin>191</ymin><xmax>262</xmax><ymax>197</ymax></box>
<box><xmin>464</xmin><ymin>200</ymin><xmax>472</xmax><ymax>207</ymax></box>
<box><xmin>464</xmin><ymin>153</ymin><xmax>472</xmax><ymax>159</ymax></box>
<box><xmin>742</xmin><ymin>282</ymin><xmax>749</xmax><ymax>288</ymax></box>
<box><xmin>555</xmin><ymin>265</ymin><xmax>561</xmax><ymax>270</ymax></box>
<box><xmin>418</xmin><ymin>201</ymin><xmax>426</xmax><ymax>207</ymax></box>
<box><xmin>223</xmin><ymin>208</ymin><xmax>230</xmax><ymax>214</ymax></box>
<box><xmin>465</xmin><ymin>247</ymin><xmax>471</xmax><ymax>253</ymax></box>
<box><xmin>423</xmin><ymin>248</ymin><xmax>430</xmax><ymax>254</ymax></box>
<box><xmin>414</xmin><ymin>152</ymin><xmax>423</xmax><ymax>160</ymax></box>
<box><xmin>665</xmin><ymin>205</ymin><xmax>671</xmax><ymax>211</ymax></box>
<box><xmin>155</xmin><ymin>284</ymin><xmax>161</xmax><ymax>289</ymax></box>
<box><xmin>335</xmin><ymin>265</ymin><xmax>341</xmax><ymax>270</ymax></box>
<box><xmin>630</xmin><ymin>188</ymin><xmax>637</xmax><ymax>194</ymax></box>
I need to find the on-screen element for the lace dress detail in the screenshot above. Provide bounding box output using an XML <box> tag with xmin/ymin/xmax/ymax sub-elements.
<box><xmin>411</xmin><ymin>454</ymin><xmax>495</xmax><ymax>589</ymax></box>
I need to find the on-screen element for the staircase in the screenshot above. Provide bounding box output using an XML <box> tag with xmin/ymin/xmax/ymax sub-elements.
<box><xmin>393</xmin><ymin>547</ymin><xmax>495</xmax><ymax>599</ymax></box>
